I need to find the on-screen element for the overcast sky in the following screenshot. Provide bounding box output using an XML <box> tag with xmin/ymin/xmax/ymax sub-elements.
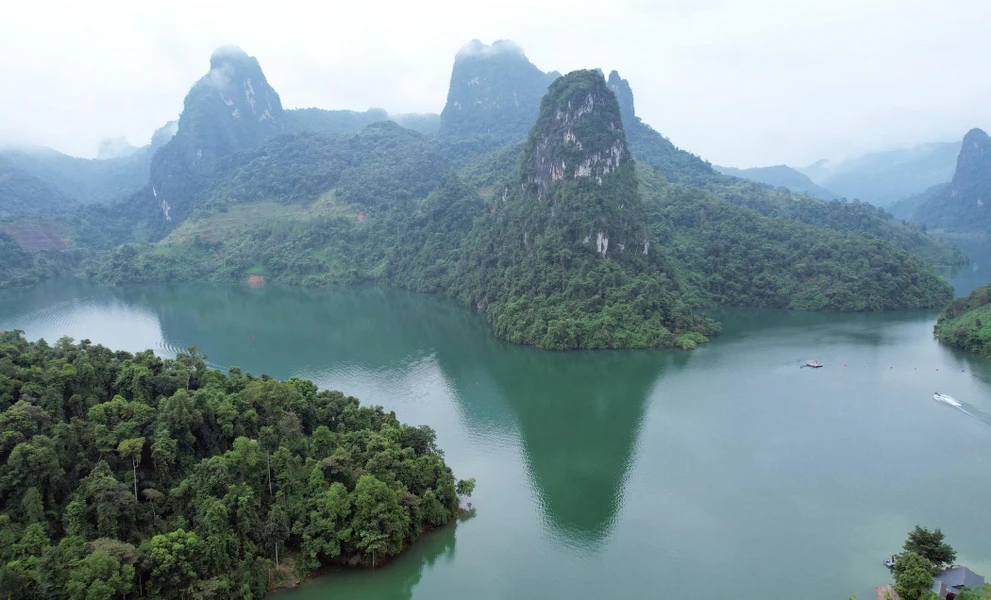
<box><xmin>1</xmin><ymin>0</ymin><xmax>989</xmax><ymax>167</ymax></box>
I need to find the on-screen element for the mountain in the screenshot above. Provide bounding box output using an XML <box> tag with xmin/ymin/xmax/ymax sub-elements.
<box><xmin>800</xmin><ymin>141</ymin><xmax>961</xmax><ymax>206</ymax></box>
<box><xmin>0</xmin><ymin>121</ymin><xmax>175</xmax><ymax>206</ymax></box>
<box><xmin>146</xmin><ymin>46</ymin><xmax>284</xmax><ymax>224</ymax></box>
<box><xmin>446</xmin><ymin>69</ymin><xmax>717</xmax><ymax>349</ymax></box>
<box><xmin>0</xmin><ymin>157</ymin><xmax>78</xmax><ymax>215</ymax></box>
<box><xmin>605</xmin><ymin>71</ymin><xmax>714</xmax><ymax>187</ymax></box>
<box><xmin>904</xmin><ymin>128</ymin><xmax>991</xmax><ymax>234</ymax></box>
<box><xmin>637</xmin><ymin>166</ymin><xmax>953</xmax><ymax>311</ymax></box>
<box><xmin>714</xmin><ymin>164</ymin><xmax>838</xmax><ymax>199</ymax></box>
<box><xmin>439</xmin><ymin>40</ymin><xmax>559</xmax><ymax>150</ymax></box>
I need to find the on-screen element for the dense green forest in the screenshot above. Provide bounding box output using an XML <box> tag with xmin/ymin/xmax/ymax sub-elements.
<box><xmin>0</xmin><ymin>332</ymin><xmax>472</xmax><ymax>599</ymax></box>
<box><xmin>638</xmin><ymin>168</ymin><xmax>955</xmax><ymax>311</ymax></box>
<box><xmin>934</xmin><ymin>284</ymin><xmax>991</xmax><ymax>359</ymax></box>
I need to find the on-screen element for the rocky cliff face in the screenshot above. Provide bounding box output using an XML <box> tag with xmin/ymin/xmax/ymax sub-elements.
<box><xmin>439</xmin><ymin>40</ymin><xmax>558</xmax><ymax>146</ymax></box>
<box><xmin>518</xmin><ymin>69</ymin><xmax>647</xmax><ymax>258</ymax></box>
<box><xmin>148</xmin><ymin>46</ymin><xmax>284</xmax><ymax>222</ymax></box>
<box><xmin>911</xmin><ymin>128</ymin><xmax>991</xmax><ymax>234</ymax></box>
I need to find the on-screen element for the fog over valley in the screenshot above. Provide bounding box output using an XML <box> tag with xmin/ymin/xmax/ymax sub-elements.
<box><xmin>2</xmin><ymin>0</ymin><xmax>990</xmax><ymax>167</ymax></box>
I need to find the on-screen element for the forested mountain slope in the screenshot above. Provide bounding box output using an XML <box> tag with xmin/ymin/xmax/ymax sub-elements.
<box><xmin>636</xmin><ymin>167</ymin><xmax>953</xmax><ymax>311</ymax></box>
<box><xmin>603</xmin><ymin>71</ymin><xmax>963</xmax><ymax>268</ymax></box>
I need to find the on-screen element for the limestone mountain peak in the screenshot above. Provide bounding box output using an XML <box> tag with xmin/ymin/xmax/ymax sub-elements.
<box><xmin>147</xmin><ymin>46</ymin><xmax>284</xmax><ymax>224</ymax></box>
<box><xmin>440</xmin><ymin>39</ymin><xmax>558</xmax><ymax>146</ymax></box>
<box><xmin>518</xmin><ymin>69</ymin><xmax>646</xmax><ymax>258</ymax></box>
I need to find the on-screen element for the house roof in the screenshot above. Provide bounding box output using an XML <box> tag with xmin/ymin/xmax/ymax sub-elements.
<box><xmin>933</xmin><ymin>566</ymin><xmax>984</xmax><ymax>591</ymax></box>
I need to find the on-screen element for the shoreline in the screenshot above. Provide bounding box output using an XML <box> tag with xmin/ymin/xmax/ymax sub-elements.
<box><xmin>266</xmin><ymin>504</ymin><xmax>473</xmax><ymax>595</ymax></box>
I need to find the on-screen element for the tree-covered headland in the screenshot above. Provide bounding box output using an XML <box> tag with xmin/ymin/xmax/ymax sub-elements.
<box><xmin>0</xmin><ymin>331</ymin><xmax>473</xmax><ymax>599</ymax></box>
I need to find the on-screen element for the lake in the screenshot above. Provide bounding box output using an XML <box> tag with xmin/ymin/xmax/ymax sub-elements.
<box><xmin>0</xmin><ymin>265</ymin><xmax>989</xmax><ymax>599</ymax></box>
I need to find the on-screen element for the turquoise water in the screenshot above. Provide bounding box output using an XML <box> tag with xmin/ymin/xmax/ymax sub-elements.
<box><xmin>1</xmin><ymin>280</ymin><xmax>990</xmax><ymax>600</ymax></box>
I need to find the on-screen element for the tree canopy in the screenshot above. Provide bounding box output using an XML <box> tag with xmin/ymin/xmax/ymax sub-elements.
<box><xmin>903</xmin><ymin>525</ymin><xmax>957</xmax><ymax>571</ymax></box>
<box><xmin>0</xmin><ymin>331</ymin><xmax>470</xmax><ymax>598</ymax></box>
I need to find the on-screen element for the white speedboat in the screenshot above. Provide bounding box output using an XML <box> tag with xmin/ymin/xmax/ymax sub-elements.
<box><xmin>933</xmin><ymin>392</ymin><xmax>962</xmax><ymax>408</ymax></box>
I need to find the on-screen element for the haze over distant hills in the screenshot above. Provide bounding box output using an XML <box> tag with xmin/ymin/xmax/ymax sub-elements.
<box><xmin>715</xmin><ymin>139</ymin><xmax>967</xmax><ymax>208</ymax></box>
<box><xmin>714</xmin><ymin>165</ymin><xmax>837</xmax><ymax>200</ymax></box>
<box><xmin>0</xmin><ymin>120</ymin><xmax>177</xmax><ymax>206</ymax></box>
<box><xmin>799</xmin><ymin>141</ymin><xmax>962</xmax><ymax>206</ymax></box>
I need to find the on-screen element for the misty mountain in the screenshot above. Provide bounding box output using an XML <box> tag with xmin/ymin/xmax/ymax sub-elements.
<box><xmin>439</xmin><ymin>40</ymin><xmax>559</xmax><ymax>150</ymax></box>
<box><xmin>714</xmin><ymin>164</ymin><xmax>837</xmax><ymax>200</ymax></box>
<box><xmin>0</xmin><ymin>157</ymin><xmax>78</xmax><ymax>216</ymax></box>
<box><xmin>0</xmin><ymin>120</ymin><xmax>175</xmax><ymax>206</ymax></box>
<box><xmin>799</xmin><ymin>141</ymin><xmax>961</xmax><ymax>206</ymax></box>
<box><xmin>96</xmin><ymin>137</ymin><xmax>139</xmax><ymax>159</ymax></box>
<box><xmin>900</xmin><ymin>128</ymin><xmax>991</xmax><ymax>234</ymax></box>
<box><xmin>145</xmin><ymin>45</ymin><xmax>285</xmax><ymax>225</ymax></box>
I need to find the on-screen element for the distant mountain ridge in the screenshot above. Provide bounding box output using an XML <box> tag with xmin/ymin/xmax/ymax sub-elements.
<box><xmin>714</xmin><ymin>164</ymin><xmax>837</xmax><ymax>199</ymax></box>
<box><xmin>799</xmin><ymin>141</ymin><xmax>961</xmax><ymax>206</ymax></box>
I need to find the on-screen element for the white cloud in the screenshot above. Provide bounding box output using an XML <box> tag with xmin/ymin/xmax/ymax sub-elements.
<box><xmin>0</xmin><ymin>0</ymin><xmax>988</xmax><ymax>166</ymax></box>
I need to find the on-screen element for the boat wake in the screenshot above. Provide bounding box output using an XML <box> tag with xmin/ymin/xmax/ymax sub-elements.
<box><xmin>933</xmin><ymin>393</ymin><xmax>962</xmax><ymax>408</ymax></box>
<box><xmin>933</xmin><ymin>393</ymin><xmax>991</xmax><ymax>425</ymax></box>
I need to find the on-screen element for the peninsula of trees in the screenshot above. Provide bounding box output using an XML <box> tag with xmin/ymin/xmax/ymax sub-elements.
<box><xmin>935</xmin><ymin>284</ymin><xmax>991</xmax><ymax>359</ymax></box>
<box><xmin>0</xmin><ymin>331</ymin><xmax>473</xmax><ymax>598</ymax></box>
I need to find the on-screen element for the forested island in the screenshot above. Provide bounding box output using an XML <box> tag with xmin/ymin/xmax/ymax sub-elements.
<box><xmin>0</xmin><ymin>331</ymin><xmax>473</xmax><ymax>598</ymax></box>
<box><xmin>0</xmin><ymin>42</ymin><xmax>971</xmax><ymax>351</ymax></box>
<box><xmin>935</xmin><ymin>284</ymin><xmax>991</xmax><ymax>359</ymax></box>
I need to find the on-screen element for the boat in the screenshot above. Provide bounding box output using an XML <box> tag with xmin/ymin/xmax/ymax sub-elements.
<box><xmin>933</xmin><ymin>392</ymin><xmax>962</xmax><ymax>408</ymax></box>
<box><xmin>884</xmin><ymin>556</ymin><xmax>897</xmax><ymax>568</ymax></box>
<box><xmin>801</xmin><ymin>360</ymin><xmax>823</xmax><ymax>368</ymax></box>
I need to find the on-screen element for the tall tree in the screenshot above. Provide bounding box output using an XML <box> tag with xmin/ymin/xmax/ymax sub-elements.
<box><xmin>903</xmin><ymin>525</ymin><xmax>956</xmax><ymax>571</ymax></box>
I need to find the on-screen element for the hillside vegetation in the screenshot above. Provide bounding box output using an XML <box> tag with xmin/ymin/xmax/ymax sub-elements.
<box><xmin>0</xmin><ymin>332</ymin><xmax>472</xmax><ymax>598</ymax></box>
<box><xmin>935</xmin><ymin>284</ymin><xmax>991</xmax><ymax>359</ymax></box>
